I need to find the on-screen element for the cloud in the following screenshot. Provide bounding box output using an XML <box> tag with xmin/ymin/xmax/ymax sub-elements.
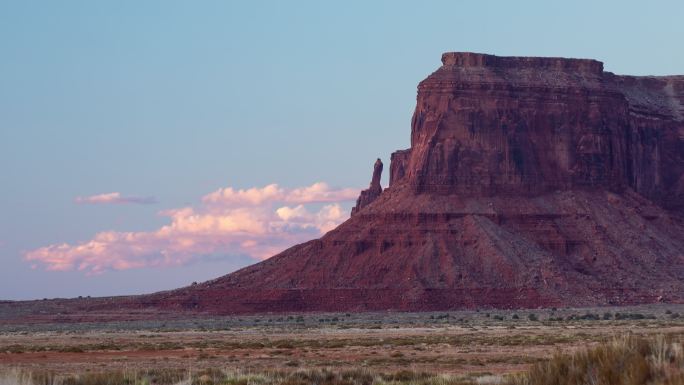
<box><xmin>285</xmin><ymin>182</ymin><xmax>360</xmax><ymax>204</ymax></box>
<box><xmin>202</xmin><ymin>182</ymin><xmax>358</xmax><ymax>206</ymax></box>
<box><xmin>26</xmin><ymin>183</ymin><xmax>358</xmax><ymax>275</ymax></box>
<box><xmin>75</xmin><ymin>192</ymin><xmax>157</xmax><ymax>205</ymax></box>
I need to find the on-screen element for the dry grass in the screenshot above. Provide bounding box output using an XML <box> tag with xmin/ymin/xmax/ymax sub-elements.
<box><xmin>508</xmin><ymin>335</ymin><xmax>684</xmax><ymax>385</ymax></box>
<box><xmin>0</xmin><ymin>368</ymin><xmax>497</xmax><ymax>385</ymax></box>
<box><xmin>0</xmin><ymin>368</ymin><xmax>188</xmax><ymax>385</ymax></box>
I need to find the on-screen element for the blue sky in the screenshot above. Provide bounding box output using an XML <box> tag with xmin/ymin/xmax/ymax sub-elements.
<box><xmin>1</xmin><ymin>0</ymin><xmax>683</xmax><ymax>300</ymax></box>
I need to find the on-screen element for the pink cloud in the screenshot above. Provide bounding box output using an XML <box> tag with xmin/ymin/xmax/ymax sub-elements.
<box><xmin>26</xmin><ymin>182</ymin><xmax>358</xmax><ymax>275</ymax></box>
<box><xmin>201</xmin><ymin>184</ymin><xmax>283</xmax><ymax>206</ymax></box>
<box><xmin>202</xmin><ymin>182</ymin><xmax>358</xmax><ymax>206</ymax></box>
<box><xmin>284</xmin><ymin>182</ymin><xmax>360</xmax><ymax>203</ymax></box>
<box><xmin>75</xmin><ymin>192</ymin><xmax>157</xmax><ymax>205</ymax></box>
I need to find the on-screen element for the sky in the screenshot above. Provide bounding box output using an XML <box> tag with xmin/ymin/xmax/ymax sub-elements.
<box><xmin>1</xmin><ymin>0</ymin><xmax>683</xmax><ymax>300</ymax></box>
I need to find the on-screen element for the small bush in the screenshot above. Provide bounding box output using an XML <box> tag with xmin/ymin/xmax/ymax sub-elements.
<box><xmin>614</xmin><ymin>313</ymin><xmax>655</xmax><ymax>321</ymax></box>
<box><xmin>580</xmin><ymin>313</ymin><xmax>599</xmax><ymax>321</ymax></box>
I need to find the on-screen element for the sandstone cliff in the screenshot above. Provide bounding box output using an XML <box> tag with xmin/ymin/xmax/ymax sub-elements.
<box><xmin>391</xmin><ymin>53</ymin><xmax>683</xmax><ymax>214</ymax></box>
<box><xmin>131</xmin><ymin>53</ymin><xmax>683</xmax><ymax>313</ymax></box>
<box><xmin>19</xmin><ymin>53</ymin><xmax>682</xmax><ymax>318</ymax></box>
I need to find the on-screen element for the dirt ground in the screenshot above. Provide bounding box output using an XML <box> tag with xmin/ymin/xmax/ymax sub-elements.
<box><xmin>1</xmin><ymin>304</ymin><xmax>684</xmax><ymax>376</ymax></box>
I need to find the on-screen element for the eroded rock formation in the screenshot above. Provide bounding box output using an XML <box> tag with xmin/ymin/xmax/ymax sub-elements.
<box><xmin>130</xmin><ymin>53</ymin><xmax>683</xmax><ymax>314</ymax></box>
<box><xmin>395</xmin><ymin>52</ymin><xmax>684</xmax><ymax>214</ymax></box>
<box><xmin>351</xmin><ymin>158</ymin><xmax>383</xmax><ymax>216</ymax></box>
<box><xmin>16</xmin><ymin>53</ymin><xmax>682</xmax><ymax>320</ymax></box>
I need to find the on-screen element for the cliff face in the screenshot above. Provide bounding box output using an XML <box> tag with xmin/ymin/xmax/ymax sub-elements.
<box><xmin>391</xmin><ymin>53</ymin><xmax>683</xmax><ymax>214</ymax></box>
<box><xmin>610</xmin><ymin>74</ymin><xmax>684</xmax><ymax>213</ymax></box>
<box><xmin>111</xmin><ymin>53</ymin><xmax>684</xmax><ymax>314</ymax></box>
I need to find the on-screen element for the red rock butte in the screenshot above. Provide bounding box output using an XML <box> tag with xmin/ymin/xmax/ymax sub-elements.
<box><xmin>133</xmin><ymin>52</ymin><xmax>684</xmax><ymax>313</ymax></box>
<box><xmin>8</xmin><ymin>52</ymin><xmax>684</xmax><ymax>319</ymax></box>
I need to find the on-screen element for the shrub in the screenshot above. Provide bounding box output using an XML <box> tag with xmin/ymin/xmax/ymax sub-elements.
<box><xmin>614</xmin><ymin>313</ymin><xmax>654</xmax><ymax>321</ymax></box>
<box><xmin>580</xmin><ymin>313</ymin><xmax>599</xmax><ymax>321</ymax></box>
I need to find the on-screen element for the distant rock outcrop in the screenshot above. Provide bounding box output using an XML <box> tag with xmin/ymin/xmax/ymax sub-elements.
<box><xmin>351</xmin><ymin>158</ymin><xmax>383</xmax><ymax>216</ymax></box>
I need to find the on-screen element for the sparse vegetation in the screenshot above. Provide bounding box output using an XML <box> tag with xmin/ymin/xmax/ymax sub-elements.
<box><xmin>508</xmin><ymin>335</ymin><xmax>684</xmax><ymax>385</ymax></box>
<box><xmin>1</xmin><ymin>305</ymin><xmax>683</xmax><ymax>385</ymax></box>
<box><xmin>5</xmin><ymin>336</ymin><xmax>683</xmax><ymax>385</ymax></box>
<box><xmin>0</xmin><ymin>368</ymin><xmax>188</xmax><ymax>385</ymax></box>
<box><xmin>0</xmin><ymin>368</ymin><xmax>494</xmax><ymax>385</ymax></box>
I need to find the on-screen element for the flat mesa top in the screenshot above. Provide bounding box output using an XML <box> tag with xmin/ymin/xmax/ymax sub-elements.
<box><xmin>441</xmin><ymin>52</ymin><xmax>604</xmax><ymax>73</ymax></box>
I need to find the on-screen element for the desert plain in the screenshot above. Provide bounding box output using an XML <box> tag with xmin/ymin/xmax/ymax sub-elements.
<box><xmin>1</xmin><ymin>304</ymin><xmax>683</xmax><ymax>384</ymax></box>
